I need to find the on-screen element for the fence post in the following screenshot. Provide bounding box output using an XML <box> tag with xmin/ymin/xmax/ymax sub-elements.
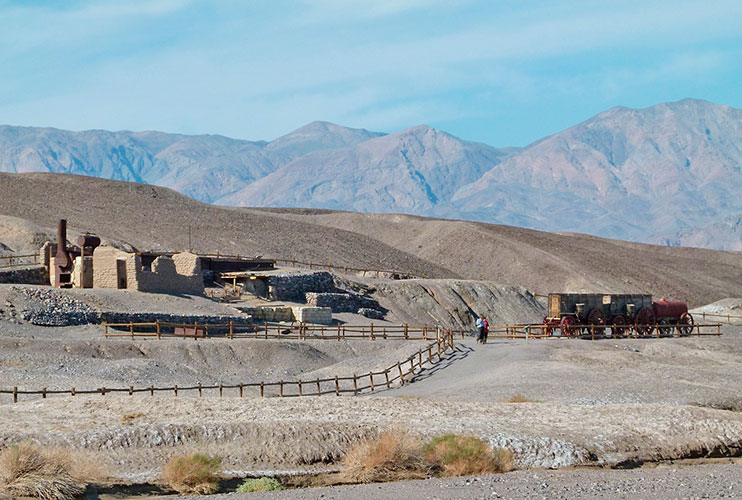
<box><xmin>397</xmin><ymin>362</ymin><xmax>404</xmax><ymax>385</ymax></box>
<box><xmin>264</xmin><ymin>321</ymin><xmax>268</xmax><ymax>339</ymax></box>
<box><xmin>316</xmin><ymin>379</ymin><xmax>321</xmax><ymax>395</ymax></box>
<box><xmin>42</xmin><ymin>387</ymin><xmax>46</xmax><ymax>399</ymax></box>
<box><xmin>369</xmin><ymin>372</ymin><xmax>374</xmax><ymax>391</ymax></box>
<box><xmin>385</xmin><ymin>370</ymin><xmax>390</xmax><ymax>388</ymax></box>
<box><xmin>353</xmin><ymin>374</ymin><xmax>358</xmax><ymax>395</ymax></box>
<box><xmin>13</xmin><ymin>387</ymin><xmax>17</xmax><ymax>403</ymax></box>
<box><xmin>229</xmin><ymin>321</ymin><xmax>234</xmax><ymax>339</ymax></box>
<box><xmin>150</xmin><ymin>385</ymin><xmax>154</xmax><ymax>396</ymax></box>
<box><xmin>337</xmin><ymin>324</ymin><xmax>341</xmax><ymax>341</ymax></box>
<box><xmin>174</xmin><ymin>385</ymin><xmax>178</xmax><ymax>397</ymax></box>
<box><xmin>71</xmin><ymin>387</ymin><xmax>75</xmax><ymax>397</ymax></box>
<box><xmin>404</xmin><ymin>324</ymin><xmax>409</xmax><ymax>340</ymax></box>
<box><xmin>335</xmin><ymin>376</ymin><xmax>339</xmax><ymax>395</ymax></box>
<box><xmin>129</xmin><ymin>386</ymin><xmax>133</xmax><ymax>396</ymax></box>
<box><xmin>219</xmin><ymin>384</ymin><xmax>223</xmax><ymax>397</ymax></box>
<box><xmin>239</xmin><ymin>384</ymin><xmax>243</xmax><ymax>397</ymax></box>
<box><xmin>418</xmin><ymin>350</ymin><xmax>422</xmax><ymax>368</ymax></box>
<box><xmin>194</xmin><ymin>322</ymin><xmax>199</xmax><ymax>340</ymax></box>
<box><xmin>198</xmin><ymin>383</ymin><xmax>202</xmax><ymax>397</ymax></box>
<box><xmin>100</xmin><ymin>387</ymin><xmax>106</xmax><ymax>396</ymax></box>
<box><xmin>260</xmin><ymin>382</ymin><xmax>264</xmax><ymax>397</ymax></box>
<box><xmin>279</xmin><ymin>381</ymin><xmax>284</xmax><ymax>397</ymax></box>
<box><xmin>156</xmin><ymin>320</ymin><xmax>161</xmax><ymax>340</ymax></box>
<box><xmin>104</xmin><ymin>324</ymin><xmax>109</xmax><ymax>337</ymax></box>
<box><xmin>298</xmin><ymin>380</ymin><xmax>303</xmax><ymax>397</ymax></box>
<box><xmin>370</xmin><ymin>323</ymin><xmax>375</xmax><ymax>340</ymax></box>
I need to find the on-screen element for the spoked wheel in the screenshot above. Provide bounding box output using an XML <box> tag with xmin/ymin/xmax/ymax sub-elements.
<box><xmin>635</xmin><ymin>306</ymin><xmax>656</xmax><ymax>336</ymax></box>
<box><xmin>560</xmin><ymin>315</ymin><xmax>578</xmax><ymax>337</ymax></box>
<box><xmin>658</xmin><ymin>318</ymin><xmax>673</xmax><ymax>337</ymax></box>
<box><xmin>585</xmin><ymin>308</ymin><xmax>605</xmax><ymax>337</ymax></box>
<box><xmin>677</xmin><ymin>312</ymin><xmax>694</xmax><ymax>337</ymax></box>
<box><xmin>610</xmin><ymin>315</ymin><xmax>627</xmax><ymax>337</ymax></box>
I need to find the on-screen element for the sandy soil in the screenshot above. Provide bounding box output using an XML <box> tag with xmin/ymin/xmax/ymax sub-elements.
<box><xmin>198</xmin><ymin>462</ymin><xmax>742</xmax><ymax>500</ymax></box>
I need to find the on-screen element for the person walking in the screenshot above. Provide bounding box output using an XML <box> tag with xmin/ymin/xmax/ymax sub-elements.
<box><xmin>475</xmin><ymin>315</ymin><xmax>485</xmax><ymax>344</ymax></box>
<box><xmin>482</xmin><ymin>316</ymin><xmax>489</xmax><ymax>344</ymax></box>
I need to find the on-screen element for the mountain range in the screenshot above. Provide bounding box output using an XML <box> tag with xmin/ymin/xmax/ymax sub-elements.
<box><xmin>0</xmin><ymin>98</ymin><xmax>740</xmax><ymax>250</ymax></box>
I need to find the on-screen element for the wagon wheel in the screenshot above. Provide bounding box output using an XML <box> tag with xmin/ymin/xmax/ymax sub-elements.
<box><xmin>677</xmin><ymin>312</ymin><xmax>694</xmax><ymax>337</ymax></box>
<box><xmin>658</xmin><ymin>318</ymin><xmax>673</xmax><ymax>337</ymax></box>
<box><xmin>585</xmin><ymin>308</ymin><xmax>605</xmax><ymax>337</ymax></box>
<box><xmin>610</xmin><ymin>315</ymin><xmax>627</xmax><ymax>338</ymax></box>
<box><xmin>543</xmin><ymin>316</ymin><xmax>554</xmax><ymax>336</ymax></box>
<box><xmin>634</xmin><ymin>307</ymin><xmax>656</xmax><ymax>336</ymax></box>
<box><xmin>560</xmin><ymin>315</ymin><xmax>577</xmax><ymax>337</ymax></box>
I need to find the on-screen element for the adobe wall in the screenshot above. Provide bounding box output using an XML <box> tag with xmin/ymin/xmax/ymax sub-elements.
<box><xmin>133</xmin><ymin>253</ymin><xmax>204</xmax><ymax>295</ymax></box>
<box><xmin>93</xmin><ymin>246</ymin><xmax>129</xmax><ymax>289</ymax></box>
<box><xmin>291</xmin><ymin>306</ymin><xmax>333</xmax><ymax>325</ymax></box>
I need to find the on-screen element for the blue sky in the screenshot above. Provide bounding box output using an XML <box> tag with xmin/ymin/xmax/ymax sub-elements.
<box><xmin>0</xmin><ymin>0</ymin><xmax>740</xmax><ymax>146</ymax></box>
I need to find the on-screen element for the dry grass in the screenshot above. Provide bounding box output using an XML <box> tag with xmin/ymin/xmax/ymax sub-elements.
<box><xmin>502</xmin><ymin>394</ymin><xmax>534</xmax><ymax>403</ymax></box>
<box><xmin>120</xmin><ymin>412</ymin><xmax>145</xmax><ymax>425</ymax></box>
<box><xmin>424</xmin><ymin>434</ymin><xmax>514</xmax><ymax>476</ymax></box>
<box><xmin>0</xmin><ymin>443</ymin><xmax>105</xmax><ymax>500</ymax></box>
<box><xmin>340</xmin><ymin>430</ymin><xmax>435</xmax><ymax>483</ymax></box>
<box><xmin>161</xmin><ymin>453</ymin><xmax>221</xmax><ymax>495</ymax></box>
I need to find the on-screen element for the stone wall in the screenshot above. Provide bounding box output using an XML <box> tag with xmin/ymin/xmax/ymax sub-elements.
<box><xmin>240</xmin><ymin>306</ymin><xmax>294</xmax><ymax>323</ymax></box>
<box><xmin>291</xmin><ymin>306</ymin><xmax>332</xmax><ymax>325</ymax></box>
<box><xmin>305</xmin><ymin>292</ymin><xmax>378</xmax><ymax>313</ymax></box>
<box><xmin>0</xmin><ymin>266</ymin><xmax>49</xmax><ymax>285</ymax></box>
<box><xmin>268</xmin><ymin>272</ymin><xmax>335</xmax><ymax>302</ymax></box>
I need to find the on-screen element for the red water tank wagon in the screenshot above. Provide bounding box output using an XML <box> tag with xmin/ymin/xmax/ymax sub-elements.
<box><xmin>652</xmin><ymin>299</ymin><xmax>688</xmax><ymax>319</ymax></box>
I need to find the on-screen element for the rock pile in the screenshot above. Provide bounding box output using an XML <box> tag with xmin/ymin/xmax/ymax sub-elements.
<box><xmin>13</xmin><ymin>286</ymin><xmax>98</xmax><ymax>326</ymax></box>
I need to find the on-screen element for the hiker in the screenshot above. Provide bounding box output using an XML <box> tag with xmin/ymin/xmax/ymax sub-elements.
<box><xmin>482</xmin><ymin>316</ymin><xmax>489</xmax><ymax>344</ymax></box>
<box><xmin>475</xmin><ymin>315</ymin><xmax>485</xmax><ymax>343</ymax></box>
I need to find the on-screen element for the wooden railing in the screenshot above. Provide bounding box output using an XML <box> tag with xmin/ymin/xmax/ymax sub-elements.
<box><xmin>2</xmin><ymin>331</ymin><xmax>456</xmax><ymax>403</ymax></box>
<box><xmin>696</xmin><ymin>311</ymin><xmax>742</xmax><ymax>325</ymax></box>
<box><xmin>0</xmin><ymin>253</ymin><xmax>39</xmax><ymax>270</ymax></box>
<box><xmin>451</xmin><ymin>322</ymin><xmax>722</xmax><ymax>340</ymax></box>
<box><xmin>102</xmin><ymin>321</ymin><xmax>444</xmax><ymax>341</ymax></box>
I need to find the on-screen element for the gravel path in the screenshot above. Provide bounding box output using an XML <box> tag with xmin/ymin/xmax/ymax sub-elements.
<box><xmin>196</xmin><ymin>462</ymin><xmax>742</xmax><ymax>499</ymax></box>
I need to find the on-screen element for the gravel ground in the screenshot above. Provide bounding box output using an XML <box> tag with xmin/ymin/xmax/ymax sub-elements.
<box><xmin>195</xmin><ymin>462</ymin><xmax>742</xmax><ymax>500</ymax></box>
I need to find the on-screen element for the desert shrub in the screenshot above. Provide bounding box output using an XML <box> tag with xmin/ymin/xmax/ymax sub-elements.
<box><xmin>424</xmin><ymin>434</ymin><xmax>513</xmax><ymax>476</ymax></box>
<box><xmin>237</xmin><ymin>477</ymin><xmax>284</xmax><ymax>492</ymax></box>
<box><xmin>502</xmin><ymin>394</ymin><xmax>533</xmax><ymax>403</ymax></box>
<box><xmin>161</xmin><ymin>453</ymin><xmax>221</xmax><ymax>495</ymax></box>
<box><xmin>0</xmin><ymin>442</ymin><xmax>104</xmax><ymax>500</ymax></box>
<box><xmin>340</xmin><ymin>430</ymin><xmax>434</xmax><ymax>483</ymax></box>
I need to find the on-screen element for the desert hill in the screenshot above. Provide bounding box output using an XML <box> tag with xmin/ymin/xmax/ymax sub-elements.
<box><xmin>1</xmin><ymin>172</ymin><xmax>740</xmax><ymax>307</ymax></box>
<box><xmin>1</xmin><ymin>99</ymin><xmax>741</xmax><ymax>250</ymax></box>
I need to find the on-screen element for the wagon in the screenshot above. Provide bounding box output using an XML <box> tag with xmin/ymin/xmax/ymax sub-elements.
<box><xmin>543</xmin><ymin>293</ymin><xmax>693</xmax><ymax>337</ymax></box>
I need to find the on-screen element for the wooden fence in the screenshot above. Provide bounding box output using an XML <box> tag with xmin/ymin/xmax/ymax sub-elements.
<box><xmin>0</xmin><ymin>253</ymin><xmax>39</xmax><ymax>270</ymax></box>
<box><xmin>696</xmin><ymin>311</ymin><xmax>742</xmax><ymax>325</ymax></box>
<box><xmin>1</xmin><ymin>331</ymin><xmax>456</xmax><ymax>403</ymax></box>
<box><xmin>452</xmin><ymin>322</ymin><xmax>723</xmax><ymax>340</ymax></box>
<box><xmin>102</xmin><ymin>321</ymin><xmax>445</xmax><ymax>341</ymax></box>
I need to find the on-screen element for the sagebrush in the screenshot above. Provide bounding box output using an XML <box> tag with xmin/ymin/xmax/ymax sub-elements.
<box><xmin>0</xmin><ymin>443</ymin><xmax>104</xmax><ymax>500</ymax></box>
<box><xmin>237</xmin><ymin>477</ymin><xmax>284</xmax><ymax>492</ymax></box>
<box><xmin>161</xmin><ymin>453</ymin><xmax>221</xmax><ymax>495</ymax></box>
<box><xmin>424</xmin><ymin>434</ymin><xmax>514</xmax><ymax>476</ymax></box>
<box><xmin>340</xmin><ymin>430</ymin><xmax>434</xmax><ymax>483</ymax></box>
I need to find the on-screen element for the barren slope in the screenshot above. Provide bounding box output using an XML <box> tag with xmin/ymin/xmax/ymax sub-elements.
<box><xmin>255</xmin><ymin>210</ymin><xmax>742</xmax><ymax>307</ymax></box>
<box><xmin>1</xmin><ymin>173</ymin><xmax>740</xmax><ymax>306</ymax></box>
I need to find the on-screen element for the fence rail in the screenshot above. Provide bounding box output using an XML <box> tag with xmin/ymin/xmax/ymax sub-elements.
<box><xmin>0</xmin><ymin>253</ymin><xmax>39</xmax><ymax>270</ymax></box>
<box><xmin>2</xmin><ymin>331</ymin><xmax>456</xmax><ymax>403</ymax></box>
<box><xmin>452</xmin><ymin>322</ymin><xmax>722</xmax><ymax>340</ymax></box>
<box><xmin>695</xmin><ymin>311</ymin><xmax>742</xmax><ymax>325</ymax></box>
<box><xmin>102</xmin><ymin>321</ymin><xmax>445</xmax><ymax>341</ymax></box>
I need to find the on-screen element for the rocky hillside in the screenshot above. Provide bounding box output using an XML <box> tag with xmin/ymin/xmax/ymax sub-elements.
<box><xmin>453</xmin><ymin>99</ymin><xmax>742</xmax><ymax>243</ymax></box>
<box><xmin>1</xmin><ymin>173</ymin><xmax>741</xmax><ymax>306</ymax></box>
<box><xmin>1</xmin><ymin>99</ymin><xmax>741</xmax><ymax>249</ymax></box>
<box><xmin>220</xmin><ymin>126</ymin><xmax>510</xmax><ymax>213</ymax></box>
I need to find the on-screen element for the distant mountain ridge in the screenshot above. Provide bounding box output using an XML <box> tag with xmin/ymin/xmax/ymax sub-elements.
<box><xmin>0</xmin><ymin>99</ymin><xmax>741</xmax><ymax>250</ymax></box>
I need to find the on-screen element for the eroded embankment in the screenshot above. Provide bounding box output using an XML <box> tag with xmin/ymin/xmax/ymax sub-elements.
<box><xmin>1</xmin><ymin>398</ymin><xmax>741</xmax><ymax>479</ymax></box>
